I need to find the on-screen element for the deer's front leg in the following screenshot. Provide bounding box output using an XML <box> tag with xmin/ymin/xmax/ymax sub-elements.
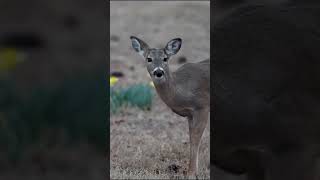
<box><xmin>187</xmin><ymin>108</ymin><xmax>209</xmax><ymax>176</ymax></box>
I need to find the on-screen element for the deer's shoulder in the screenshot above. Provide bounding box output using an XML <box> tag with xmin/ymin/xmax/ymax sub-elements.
<box><xmin>172</xmin><ymin>59</ymin><xmax>210</xmax><ymax>107</ymax></box>
<box><xmin>173</xmin><ymin>59</ymin><xmax>210</xmax><ymax>85</ymax></box>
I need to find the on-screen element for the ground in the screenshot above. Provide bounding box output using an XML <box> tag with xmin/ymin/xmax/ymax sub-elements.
<box><xmin>110</xmin><ymin>1</ymin><xmax>210</xmax><ymax>179</ymax></box>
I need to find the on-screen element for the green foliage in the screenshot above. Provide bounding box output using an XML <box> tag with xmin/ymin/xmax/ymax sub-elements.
<box><xmin>110</xmin><ymin>84</ymin><xmax>154</xmax><ymax>114</ymax></box>
<box><xmin>0</xmin><ymin>72</ymin><xmax>107</xmax><ymax>160</ymax></box>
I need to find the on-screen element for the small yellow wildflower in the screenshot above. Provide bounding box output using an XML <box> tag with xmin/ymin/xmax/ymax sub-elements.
<box><xmin>0</xmin><ymin>48</ymin><xmax>24</xmax><ymax>73</ymax></box>
<box><xmin>149</xmin><ymin>81</ymin><xmax>155</xmax><ymax>88</ymax></box>
<box><xmin>110</xmin><ymin>76</ymin><xmax>119</xmax><ymax>87</ymax></box>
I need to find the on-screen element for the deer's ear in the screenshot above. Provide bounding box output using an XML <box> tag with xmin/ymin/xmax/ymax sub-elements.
<box><xmin>130</xmin><ymin>36</ymin><xmax>149</xmax><ymax>57</ymax></box>
<box><xmin>165</xmin><ymin>38</ymin><xmax>182</xmax><ymax>56</ymax></box>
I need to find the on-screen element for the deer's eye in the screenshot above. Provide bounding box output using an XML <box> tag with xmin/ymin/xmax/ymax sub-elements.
<box><xmin>147</xmin><ymin>58</ymin><xmax>152</xmax><ymax>62</ymax></box>
<box><xmin>163</xmin><ymin>58</ymin><xmax>168</xmax><ymax>62</ymax></box>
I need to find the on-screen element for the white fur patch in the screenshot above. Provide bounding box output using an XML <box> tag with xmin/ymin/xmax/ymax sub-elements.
<box><xmin>152</xmin><ymin>67</ymin><xmax>164</xmax><ymax>74</ymax></box>
<box><xmin>138</xmin><ymin>50</ymin><xmax>144</xmax><ymax>56</ymax></box>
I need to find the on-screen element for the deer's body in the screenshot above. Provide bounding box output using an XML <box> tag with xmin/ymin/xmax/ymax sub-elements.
<box><xmin>130</xmin><ymin>36</ymin><xmax>210</xmax><ymax>177</ymax></box>
<box><xmin>213</xmin><ymin>2</ymin><xmax>320</xmax><ymax>180</ymax></box>
<box><xmin>155</xmin><ymin>59</ymin><xmax>210</xmax><ymax>117</ymax></box>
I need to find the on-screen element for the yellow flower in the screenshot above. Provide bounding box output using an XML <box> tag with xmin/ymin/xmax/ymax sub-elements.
<box><xmin>149</xmin><ymin>81</ymin><xmax>155</xmax><ymax>88</ymax></box>
<box><xmin>110</xmin><ymin>76</ymin><xmax>119</xmax><ymax>87</ymax></box>
<box><xmin>0</xmin><ymin>48</ymin><xmax>24</xmax><ymax>73</ymax></box>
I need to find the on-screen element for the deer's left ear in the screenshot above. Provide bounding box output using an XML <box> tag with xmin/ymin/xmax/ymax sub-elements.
<box><xmin>130</xmin><ymin>36</ymin><xmax>149</xmax><ymax>57</ymax></box>
<box><xmin>165</xmin><ymin>38</ymin><xmax>182</xmax><ymax>56</ymax></box>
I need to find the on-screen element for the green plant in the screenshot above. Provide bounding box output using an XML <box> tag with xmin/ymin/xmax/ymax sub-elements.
<box><xmin>110</xmin><ymin>84</ymin><xmax>154</xmax><ymax>114</ymax></box>
<box><xmin>0</xmin><ymin>71</ymin><xmax>107</xmax><ymax>161</ymax></box>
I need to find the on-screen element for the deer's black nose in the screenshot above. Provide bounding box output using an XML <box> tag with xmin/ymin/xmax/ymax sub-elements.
<box><xmin>153</xmin><ymin>69</ymin><xmax>164</xmax><ymax>78</ymax></box>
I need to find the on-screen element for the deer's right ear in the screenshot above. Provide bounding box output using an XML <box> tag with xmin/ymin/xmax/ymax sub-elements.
<box><xmin>165</xmin><ymin>38</ymin><xmax>182</xmax><ymax>56</ymax></box>
<box><xmin>130</xmin><ymin>36</ymin><xmax>149</xmax><ymax>57</ymax></box>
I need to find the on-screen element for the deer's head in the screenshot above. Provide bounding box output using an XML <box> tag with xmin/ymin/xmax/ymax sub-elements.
<box><xmin>130</xmin><ymin>36</ymin><xmax>182</xmax><ymax>84</ymax></box>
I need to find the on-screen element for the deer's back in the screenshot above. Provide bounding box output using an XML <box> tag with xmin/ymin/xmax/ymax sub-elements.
<box><xmin>172</xmin><ymin>59</ymin><xmax>210</xmax><ymax>110</ymax></box>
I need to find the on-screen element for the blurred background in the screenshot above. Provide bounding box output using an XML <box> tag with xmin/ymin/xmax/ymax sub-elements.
<box><xmin>214</xmin><ymin>0</ymin><xmax>320</xmax><ymax>180</ymax></box>
<box><xmin>110</xmin><ymin>1</ymin><xmax>210</xmax><ymax>179</ymax></box>
<box><xmin>0</xmin><ymin>0</ymin><xmax>106</xmax><ymax>179</ymax></box>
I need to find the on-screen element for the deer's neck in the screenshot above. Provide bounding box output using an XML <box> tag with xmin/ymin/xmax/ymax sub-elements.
<box><xmin>154</xmin><ymin>72</ymin><xmax>176</xmax><ymax>105</ymax></box>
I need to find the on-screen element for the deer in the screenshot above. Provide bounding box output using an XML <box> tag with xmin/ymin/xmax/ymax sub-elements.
<box><xmin>213</xmin><ymin>2</ymin><xmax>320</xmax><ymax>180</ymax></box>
<box><xmin>130</xmin><ymin>36</ymin><xmax>210</xmax><ymax>177</ymax></box>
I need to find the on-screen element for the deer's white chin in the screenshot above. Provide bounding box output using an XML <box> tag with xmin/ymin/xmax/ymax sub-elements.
<box><xmin>153</xmin><ymin>76</ymin><xmax>166</xmax><ymax>84</ymax></box>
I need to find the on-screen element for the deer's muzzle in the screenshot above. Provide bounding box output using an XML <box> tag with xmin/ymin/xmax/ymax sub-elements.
<box><xmin>152</xmin><ymin>67</ymin><xmax>164</xmax><ymax>78</ymax></box>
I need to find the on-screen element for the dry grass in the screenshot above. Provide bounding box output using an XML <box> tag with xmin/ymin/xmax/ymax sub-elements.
<box><xmin>110</xmin><ymin>96</ymin><xmax>210</xmax><ymax>179</ymax></box>
<box><xmin>0</xmin><ymin>144</ymin><xmax>105</xmax><ymax>180</ymax></box>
